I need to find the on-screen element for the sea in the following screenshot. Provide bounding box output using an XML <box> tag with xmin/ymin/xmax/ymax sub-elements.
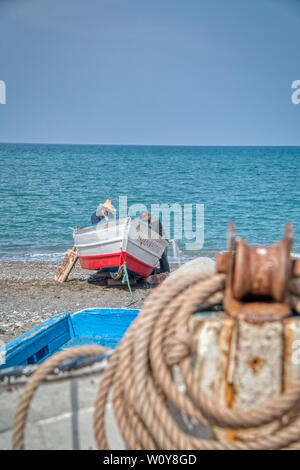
<box><xmin>0</xmin><ymin>143</ymin><xmax>300</xmax><ymax>264</ymax></box>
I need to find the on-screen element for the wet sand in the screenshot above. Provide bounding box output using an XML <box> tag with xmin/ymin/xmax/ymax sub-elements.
<box><xmin>0</xmin><ymin>261</ymin><xmax>155</xmax><ymax>344</ymax></box>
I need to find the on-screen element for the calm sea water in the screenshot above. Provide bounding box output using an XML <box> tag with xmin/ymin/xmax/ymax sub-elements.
<box><xmin>0</xmin><ymin>143</ymin><xmax>299</xmax><ymax>263</ymax></box>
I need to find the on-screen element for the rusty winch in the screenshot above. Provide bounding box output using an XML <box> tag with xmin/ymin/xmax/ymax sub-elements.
<box><xmin>217</xmin><ymin>223</ymin><xmax>300</xmax><ymax>322</ymax></box>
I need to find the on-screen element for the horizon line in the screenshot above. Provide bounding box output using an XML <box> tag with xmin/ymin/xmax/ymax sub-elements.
<box><xmin>1</xmin><ymin>141</ymin><xmax>300</xmax><ymax>148</ymax></box>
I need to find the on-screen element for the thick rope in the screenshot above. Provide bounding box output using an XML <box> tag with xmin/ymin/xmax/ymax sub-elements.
<box><xmin>12</xmin><ymin>272</ymin><xmax>300</xmax><ymax>450</ymax></box>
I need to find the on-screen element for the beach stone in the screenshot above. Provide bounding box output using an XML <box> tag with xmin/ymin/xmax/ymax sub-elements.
<box><xmin>166</xmin><ymin>257</ymin><xmax>216</xmax><ymax>282</ymax></box>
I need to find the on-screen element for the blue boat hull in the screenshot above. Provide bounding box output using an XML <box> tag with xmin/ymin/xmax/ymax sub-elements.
<box><xmin>0</xmin><ymin>308</ymin><xmax>139</xmax><ymax>370</ymax></box>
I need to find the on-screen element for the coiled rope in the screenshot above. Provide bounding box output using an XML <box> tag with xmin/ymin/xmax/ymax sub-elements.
<box><xmin>12</xmin><ymin>271</ymin><xmax>300</xmax><ymax>450</ymax></box>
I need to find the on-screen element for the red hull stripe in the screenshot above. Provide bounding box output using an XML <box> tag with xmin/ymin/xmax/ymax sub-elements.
<box><xmin>78</xmin><ymin>251</ymin><xmax>154</xmax><ymax>277</ymax></box>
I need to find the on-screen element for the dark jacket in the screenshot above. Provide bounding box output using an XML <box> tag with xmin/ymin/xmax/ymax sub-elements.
<box><xmin>148</xmin><ymin>216</ymin><xmax>170</xmax><ymax>273</ymax></box>
<box><xmin>91</xmin><ymin>212</ymin><xmax>105</xmax><ymax>224</ymax></box>
<box><xmin>148</xmin><ymin>216</ymin><xmax>168</xmax><ymax>240</ymax></box>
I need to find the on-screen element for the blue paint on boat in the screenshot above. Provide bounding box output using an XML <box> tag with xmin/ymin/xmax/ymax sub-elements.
<box><xmin>0</xmin><ymin>308</ymin><xmax>139</xmax><ymax>370</ymax></box>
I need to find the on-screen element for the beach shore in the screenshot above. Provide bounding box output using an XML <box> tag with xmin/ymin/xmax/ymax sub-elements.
<box><xmin>0</xmin><ymin>261</ymin><xmax>156</xmax><ymax>344</ymax></box>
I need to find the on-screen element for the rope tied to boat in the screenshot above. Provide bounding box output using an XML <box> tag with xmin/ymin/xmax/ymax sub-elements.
<box><xmin>12</xmin><ymin>269</ymin><xmax>300</xmax><ymax>450</ymax></box>
<box><xmin>121</xmin><ymin>263</ymin><xmax>138</xmax><ymax>307</ymax></box>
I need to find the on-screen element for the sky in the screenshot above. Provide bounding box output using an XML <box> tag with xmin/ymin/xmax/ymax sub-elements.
<box><xmin>0</xmin><ymin>0</ymin><xmax>300</xmax><ymax>146</ymax></box>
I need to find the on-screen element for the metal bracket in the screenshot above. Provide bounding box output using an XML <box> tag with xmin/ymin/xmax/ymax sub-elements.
<box><xmin>216</xmin><ymin>223</ymin><xmax>298</xmax><ymax>322</ymax></box>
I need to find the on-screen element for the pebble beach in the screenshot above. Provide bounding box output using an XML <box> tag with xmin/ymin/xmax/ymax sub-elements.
<box><xmin>0</xmin><ymin>261</ymin><xmax>154</xmax><ymax>344</ymax></box>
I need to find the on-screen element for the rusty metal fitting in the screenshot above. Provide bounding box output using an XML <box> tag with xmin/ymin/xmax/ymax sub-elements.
<box><xmin>216</xmin><ymin>223</ymin><xmax>297</xmax><ymax>322</ymax></box>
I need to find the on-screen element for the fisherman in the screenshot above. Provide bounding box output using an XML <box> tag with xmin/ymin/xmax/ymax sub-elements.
<box><xmin>139</xmin><ymin>210</ymin><xmax>170</xmax><ymax>273</ymax></box>
<box><xmin>91</xmin><ymin>199</ymin><xmax>116</xmax><ymax>224</ymax></box>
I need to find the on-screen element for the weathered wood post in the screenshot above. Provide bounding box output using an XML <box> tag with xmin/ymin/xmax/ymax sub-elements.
<box><xmin>192</xmin><ymin>223</ymin><xmax>300</xmax><ymax>443</ymax></box>
<box><xmin>192</xmin><ymin>315</ymin><xmax>300</xmax><ymax>442</ymax></box>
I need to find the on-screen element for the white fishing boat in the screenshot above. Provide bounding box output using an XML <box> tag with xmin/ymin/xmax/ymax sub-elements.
<box><xmin>73</xmin><ymin>217</ymin><xmax>168</xmax><ymax>277</ymax></box>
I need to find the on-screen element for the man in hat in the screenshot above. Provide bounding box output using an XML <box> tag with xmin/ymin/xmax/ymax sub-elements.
<box><xmin>91</xmin><ymin>199</ymin><xmax>116</xmax><ymax>224</ymax></box>
<box><xmin>139</xmin><ymin>211</ymin><xmax>170</xmax><ymax>273</ymax></box>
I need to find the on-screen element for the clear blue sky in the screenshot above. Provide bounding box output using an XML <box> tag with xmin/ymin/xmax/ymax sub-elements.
<box><xmin>0</xmin><ymin>0</ymin><xmax>299</xmax><ymax>145</ymax></box>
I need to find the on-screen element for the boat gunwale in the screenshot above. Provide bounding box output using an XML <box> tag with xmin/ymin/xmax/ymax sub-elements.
<box><xmin>0</xmin><ymin>308</ymin><xmax>139</xmax><ymax>376</ymax></box>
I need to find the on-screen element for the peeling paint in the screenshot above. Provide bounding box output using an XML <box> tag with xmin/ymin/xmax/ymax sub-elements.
<box><xmin>193</xmin><ymin>316</ymin><xmax>297</xmax><ymax>442</ymax></box>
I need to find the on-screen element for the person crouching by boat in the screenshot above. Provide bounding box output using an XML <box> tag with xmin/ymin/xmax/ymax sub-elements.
<box><xmin>91</xmin><ymin>199</ymin><xmax>116</xmax><ymax>224</ymax></box>
<box><xmin>139</xmin><ymin>211</ymin><xmax>170</xmax><ymax>274</ymax></box>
